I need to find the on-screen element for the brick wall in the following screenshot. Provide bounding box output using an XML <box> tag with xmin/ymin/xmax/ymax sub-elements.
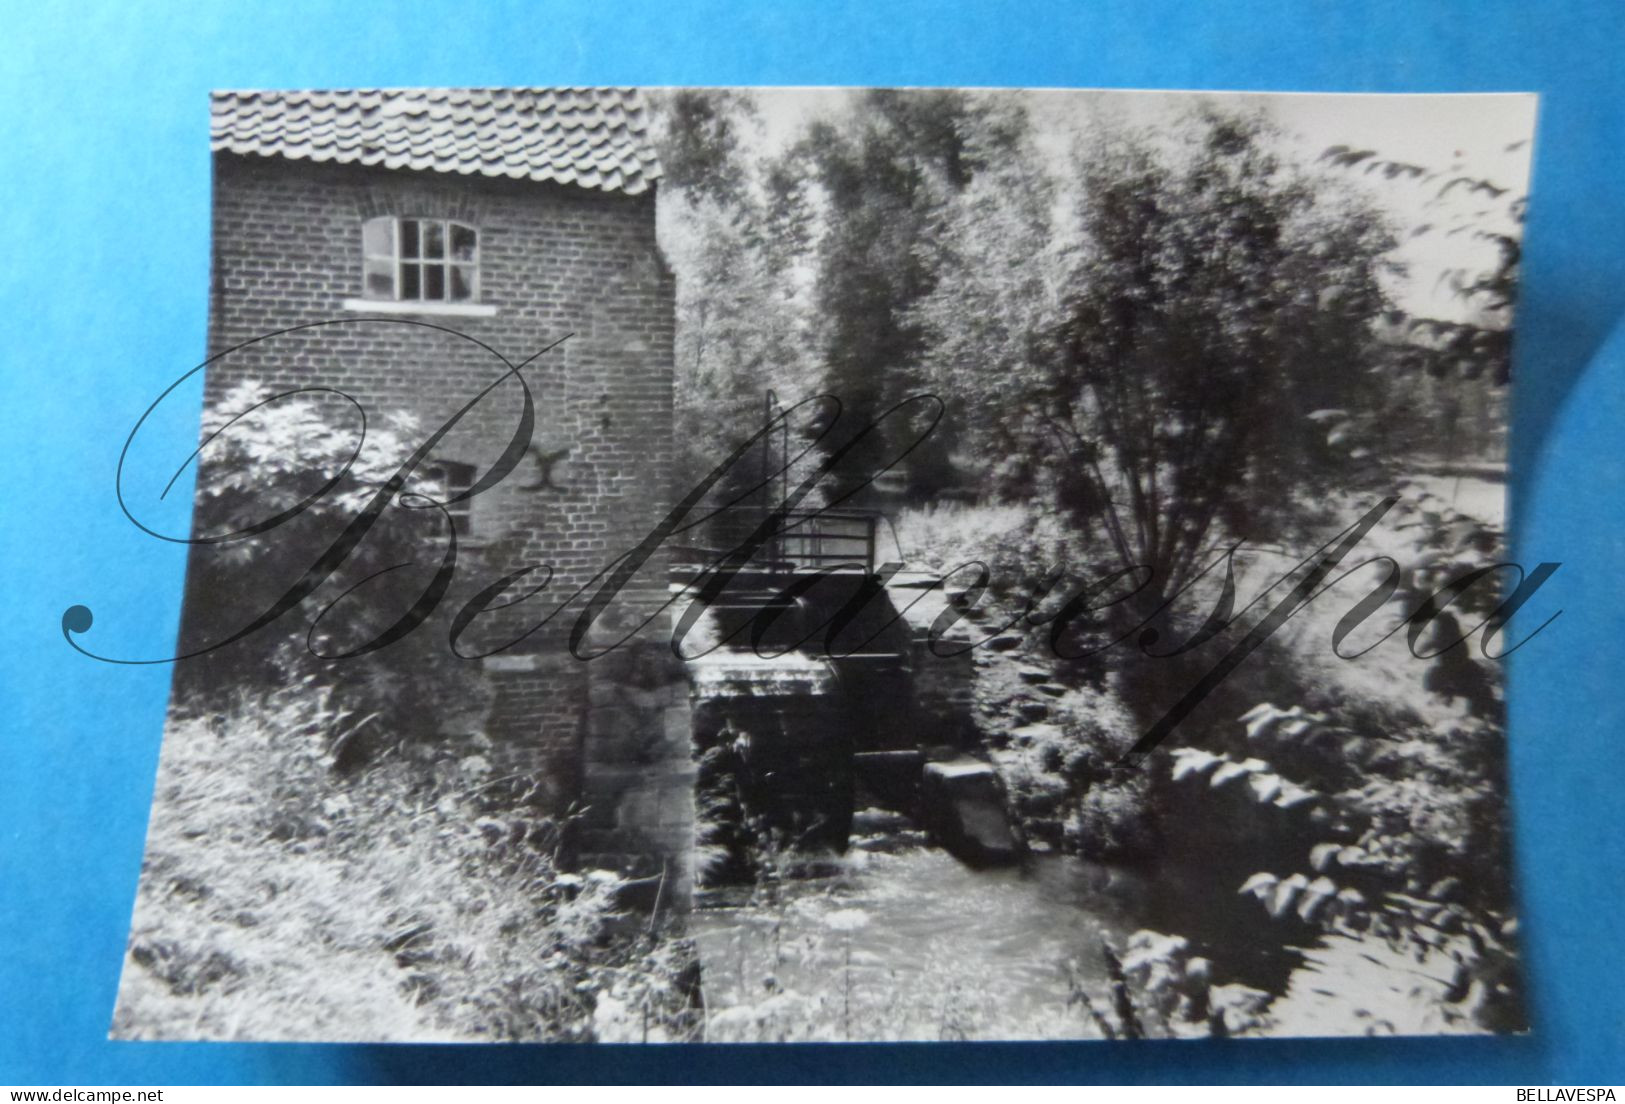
<box><xmin>202</xmin><ymin>151</ymin><xmax>688</xmax><ymax>871</ymax></box>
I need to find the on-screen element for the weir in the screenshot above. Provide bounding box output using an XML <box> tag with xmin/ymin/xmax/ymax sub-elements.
<box><xmin>670</xmin><ymin>515</ymin><xmax>1024</xmax><ymax>895</ymax></box>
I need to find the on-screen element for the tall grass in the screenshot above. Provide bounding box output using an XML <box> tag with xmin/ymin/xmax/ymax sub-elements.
<box><xmin>113</xmin><ymin>683</ymin><xmax>697</xmax><ymax>1042</ymax></box>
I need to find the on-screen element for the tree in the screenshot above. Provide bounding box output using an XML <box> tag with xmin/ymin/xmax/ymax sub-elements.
<box><xmin>907</xmin><ymin>105</ymin><xmax>1073</xmax><ymax>504</ymax></box>
<box><xmin>1043</xmin><ymin>108</ymin><xmax>1398</xmax><ymax>616</ymax></box>
<box><xmin>649</xmin><ymin>88</ymin><xmax>756</xmax><ymax>209</ymax></box>
<box><xmin>1320</xmin><ymin>143</ymin><xmax>1527</xmax><ymax>460</ymax></box>
<box><xmin>652</xmin><ymin>90</ymin><xmax>819</xmax><ymax>528</ymax></box>
<box><xmin>800</xmin><ymin>90</ymin><xmax>1028</xmax><ymax>499</ymax></box>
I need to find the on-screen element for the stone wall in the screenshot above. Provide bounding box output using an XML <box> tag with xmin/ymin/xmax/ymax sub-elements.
<box><xmin>578</xmin><ymin>639</ymin><xmax>696</xmax><ymax>902</ymax></box>
<box><xmin>884</xmin><ymin>575</ymin><xmax>980</xmax><ymax>749</ymax></box>
<box><xmin>910</xmin><ymin>641</ymin><xmax>979</xmax><ymax>748</ymax></box>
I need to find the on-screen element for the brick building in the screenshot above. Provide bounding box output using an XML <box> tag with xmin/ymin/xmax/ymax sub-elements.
<box><xmin>203</xmin><ymin>88</ymin><xmax>693</xmax><ymax>888</ymax></box>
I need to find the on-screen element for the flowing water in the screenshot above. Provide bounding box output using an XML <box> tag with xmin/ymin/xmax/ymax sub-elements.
<box><xmin>689</xmin><ymin>837</ymin><xmax>1304</xmax><ymax>1042</ymax></box>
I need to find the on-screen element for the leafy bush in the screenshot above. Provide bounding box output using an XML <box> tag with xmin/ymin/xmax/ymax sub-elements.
<box><xmin>174</xmin><ymin>381</ymin><xmax>482</xmax><ymax>754</ymax></box>
<box><xmin>1066</xmin><ymin>930</ymin><xmax>1272</xmax><ymax>1039</ymax></box>
<box><xmin>1055</xmin><ymin>719</ymin><xmax>1159</xmax><ymax>861</ymax></box>
<box><xmin>890</xmin><ymin>500</ymin><xmax>1079</xmax><ymax>588</ymax></box>
<box><xmin>1165</xmin><ymin>697</ymin><xmax>1521</xmax><ymax>1033</ymax></box>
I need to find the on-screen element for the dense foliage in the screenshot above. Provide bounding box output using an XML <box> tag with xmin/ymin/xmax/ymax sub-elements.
<box><xmin>173</xmin><ymin>381</ymin><xmax>476</xmax><ymax>754</ymax></box>
<box><xmin>116</xmin><ymin>686</ymin><xmax>700</xmax><ymax>1042</ymax></box>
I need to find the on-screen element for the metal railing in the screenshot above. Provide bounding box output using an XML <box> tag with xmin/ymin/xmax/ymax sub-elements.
<box><xmin>775</xmin><ymin>510</ymin><xmax>878</xmax><ymax>573</ymax></box>
<box><xmin>670</xmin><ymin>391</ymin><xmax>889</xmax><ymax>577</ymax></box>
<box><xmin>674</xmin><ymin>507</ymin><xmax>880</xmax><ymax>576</ymax></box>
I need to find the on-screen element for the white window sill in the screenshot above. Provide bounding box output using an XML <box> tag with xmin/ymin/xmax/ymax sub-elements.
<box><xmin>341</xmin><ymin>298</ymin><xmax>498</xmax><ymax>318</ymax></box>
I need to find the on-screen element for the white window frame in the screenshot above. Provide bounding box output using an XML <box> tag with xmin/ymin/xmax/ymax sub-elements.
<box><xmin>344</xmin><ymin>216</ymin><xmax>497</xmax><ymax>317</ymax></box>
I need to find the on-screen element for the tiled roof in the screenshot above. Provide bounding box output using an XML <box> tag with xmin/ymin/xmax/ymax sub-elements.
<box><xmin>210</xmin><ymin>88</ymin><xmax>661</xmax><ymax>196</ymax></box>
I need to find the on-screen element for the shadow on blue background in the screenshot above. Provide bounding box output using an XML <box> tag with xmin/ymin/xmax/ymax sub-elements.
<box><xmin>2</xmin><ymin>0</ymin><xmax>1622</xmax><ymax>1084</ymax></box>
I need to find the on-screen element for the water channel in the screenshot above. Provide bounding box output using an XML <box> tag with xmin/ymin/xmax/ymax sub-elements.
<box><xmin>689</xmin><ymin>824</ymin><xmax>1307</xmax><ymax>1042</ymax></box>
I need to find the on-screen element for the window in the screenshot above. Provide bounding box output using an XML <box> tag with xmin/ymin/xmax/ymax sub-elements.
<box><xmin>424</xmin><ymin>460</ymin><xmax>477</xmax><ymax>538</ymax></box>
<box><xmin>362</xmin><ymin>217</ymin><xmax>479</xmax><ymax>303</ymax></box>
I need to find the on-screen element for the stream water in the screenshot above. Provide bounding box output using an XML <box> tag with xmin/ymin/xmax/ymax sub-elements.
<box><xmin>689</xmin><ymin>835</ymin><xmax>1307</xmax><ymax>1042</ymax></box>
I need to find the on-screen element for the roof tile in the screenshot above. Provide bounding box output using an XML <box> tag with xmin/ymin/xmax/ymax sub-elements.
<box><xmin>210</xmin><ymin>87</ymin><xmax>661</xmax><ymax>196</ymax></box>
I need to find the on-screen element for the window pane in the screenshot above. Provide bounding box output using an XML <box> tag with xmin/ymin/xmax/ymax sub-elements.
<box><xmin>428</xmin><ymin>461</ymin><xmax>476</xmax><ymax>539</ymax></box>
<box><xmin>422</xmin><ymin>221</ymin><xmax>444</xmax><ymax>259</ymax></box>
<box><xmin>400</xmin><ymin>219</ymin><xmax>419</xmax><ymax>259</ymax></box>
<box><xmin>400</xmin><ymin>262</ymin><xmax>421</xmax><ymax>300</ymax></box>
<box><xmin>362</xmin><ymin>217</ymin><xmax>393</xmax><ymax>258</ymax></box>
<box><xmin>424</xmin><ymin>264</ymin><xmax>445</xmax><ymax>300</ymax></box>
<box><xmin>450</xmin><ymin>224</ymin><xmax>477</xmax><ymax>261</ymax></box>
<box><xmin>364</xmin><ymin>257</ymin><xmax>395</xmax><ymax>299</ymax></box>
<box><xmin>450</xmin><ymin>264</ymin><xmax>474</xmax><ymax>301</ymax></box>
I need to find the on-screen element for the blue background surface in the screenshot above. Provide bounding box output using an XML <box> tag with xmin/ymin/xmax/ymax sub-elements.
<box><xmin>2</xmin><ymin>0</ymin><xmax>1622</xmax><ymax>1084</ymax></box>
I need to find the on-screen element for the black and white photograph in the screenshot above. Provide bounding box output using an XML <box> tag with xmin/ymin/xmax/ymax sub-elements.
<box><xmin>109</xmin><ymin>85</ymin><xmax>1537</xmax><ymax>1043</ymax></box>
